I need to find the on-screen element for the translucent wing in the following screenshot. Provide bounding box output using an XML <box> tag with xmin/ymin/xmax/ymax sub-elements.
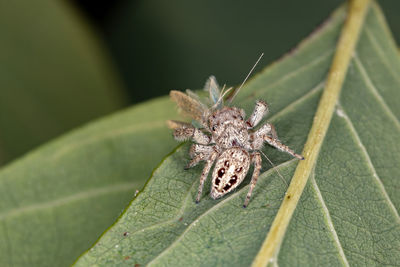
<box><xmin>170</xmin><ymin>90</ymin><xmax>207</xmax><ymax>124</ymax></box>
<box><xmin>204</xmin><ymin>76</ymin><xmax>220</xmax><ymax>104</ymax></box>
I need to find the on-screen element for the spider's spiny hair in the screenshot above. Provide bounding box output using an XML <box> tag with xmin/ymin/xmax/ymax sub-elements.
<box><xmin>227</xmin><ymin>53</ymin><xmax>264</xmax><ymax>104</ymax></box>
<box><xmin>211</xmin><ymin>86</ymin><xmax>233</xmax><ymax>110</ymax></box>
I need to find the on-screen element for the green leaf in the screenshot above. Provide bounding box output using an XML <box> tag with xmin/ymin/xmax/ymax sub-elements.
<box><xmin>75</xmin><ymin>2</ymin><xmax>400</xmax><ymax>266</ymax></box>
<box><xmin>0</xmin><ymin>97</ymin><xmax>179</xmax><ymax>266</ymax></box>
<box><xmin>0</xmin><ymin>0</ymin><xmax>127</xmax><ymax>165</ymax></box>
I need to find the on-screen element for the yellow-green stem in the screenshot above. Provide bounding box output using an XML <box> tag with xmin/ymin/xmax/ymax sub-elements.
<box><xmin>252</xmin><ymin>0</ymin><xmax>371</xmax><ymax>266</ymax></box>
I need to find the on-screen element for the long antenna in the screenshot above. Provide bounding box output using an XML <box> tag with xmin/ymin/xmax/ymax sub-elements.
<box><xmin>260</xmin><ymin>150</ymin><xmax>288</xmax><ymax>188</ymax></box>
<box><xmin>228</xmin><ymin>52</ymin><xmax>264</xmax><ymax>103</ymax></box>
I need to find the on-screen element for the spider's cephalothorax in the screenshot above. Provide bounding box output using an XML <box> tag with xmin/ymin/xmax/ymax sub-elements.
<box><xmin>209</xmin><ymin>107</ymin><xmax>248</xmax><ymax>149</ymax></box>
<box><xmin>168</xmin><ymin>76</ymin><xmax>304</xmax><ymax>207</ymax></box>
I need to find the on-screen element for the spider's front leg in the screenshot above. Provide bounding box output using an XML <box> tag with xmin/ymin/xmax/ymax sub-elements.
<box><xmin>169</xmin><ymin>120</ymin><xmax>216</xmax><ymax>169</ymax></box>
<box><xmin>173</xmin><ymin>125</ymin><xmax>212</xmax><ymax>145</ymax></box>
<box><xmin>243</xmin><ymin>152</ymin><xmax>262</xmax><ymax>208</ymax></box>
<box><xmin>264</xmin><ymin>135</ymin><xmax>304</xmax><ymax>160</ymax></box>
<box><xmin>252</xmin><ymin>124</ymin><xmax>304</xmax><ymax>160</ymax></box>
<box><xmin>196</xmin><ymin>151</ymin><xmax>218</xmax><ymax>203</ymax></box>
<box><xmin>246</xmin><ymin>100</ymin><xmax>269</xmax><ymax>129</ymax></box>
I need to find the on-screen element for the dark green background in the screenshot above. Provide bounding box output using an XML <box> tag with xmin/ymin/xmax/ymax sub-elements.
<box><xmin>1</xmin><ymin>0</ymin><xmax>399</xmax><ymax>165</ymax></box>
<box><xmin>95</xmin><ymin>0</ymin><xmax>400</xmax><ymax>102</ymax></box>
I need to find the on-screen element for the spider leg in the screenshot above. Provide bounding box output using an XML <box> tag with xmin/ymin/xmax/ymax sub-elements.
<box><xmin>185</xmin><ymin>153</ymin><xmax>208</xmax><ymax>169</ymax></box>
<box><xmin>251</xmin><ymin>123</ymin><xmax>274</xmax><ymax>149</ymax></box>
<box><xmin>252</xmin><ymin>123</ymin><xmax>304</xmax><ymax>160</ymax></box>
<box><xmin>264</xmin><ymin>135</ymin><xmax>304</xmax><ymax>160</ymax></box>
<box><xmin>246</xmin><ymin>100</ymin><xmax>269</xmax><ymax>129</ymax></box>
<box><xmin>243</xmin><ymin>152</ymin><xmax>262</xmax><ymax>208</ymax></box>
<box><xmin>269</xmin><ymin>124</ymin><xmax>278</xmax><ymax>139</ymax></box>
<box><xmin>196</xmin><ymin>151</ymin><xmax>218</xmax><ymax>203</ymax></box>
<box><xmin>173</xmin><ymin>127</ymin><xmax>212</xmax><ymax>145</ymax></box>
<box><xmin>186</xmin><ymin>144</ymin><xmax>214</xmax><ymax>169</ymax></box>
<box><xmin>189</xmin><ymin>143</ymin><xmax>214</xmax><ymax>156</ymax></box>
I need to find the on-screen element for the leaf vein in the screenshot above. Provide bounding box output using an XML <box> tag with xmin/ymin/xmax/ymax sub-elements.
<box><xmin>353</xmin><ymin>55</ymin><xmax>400</xmax><ymax>130</ymax></box>
<box><xmin>53</xmin><ymin>121</ymin><xmax>166</xmax><ymax>160</ymax></box>
<box><xmin>147</xmin><ymin>160</ymin><xmax>297</xmax><ymax>266</ymax></box>
<box><xmin>268</xmin><ymin>81</ymin><xmax>324</xmax><ymax>123</ymax></box>
<box><xmin>336</xmin><ymin>105</ymin><xmax>400</xmax><ymax>222</ymax></box>
<box><xmin>364</xmin><ymin>27</ymin><xmax>400</xmax><ymax>86</ymax></box>
<box><xmin>2</xmin><ymin>221</ymin><xmax>14</xmax><ymax>267</ymax></box>
<box><xmin>243</xmin><ymin>48</ymin><xmax>333</xmax><ymax>101</ymax></box>
<box><xmin>310</xmin><ymin>170</ymin><xmax>350</xmax><ymax>267</ymax></box>
<box><xmin>95</xmin><ymin>172</ymin><xmax>200</xmax><ymax>262</ymax></box>
<box><xmin>0</xmin><ymin>182</ymin><xmax>137</xmax><ymax>221</ymax></box>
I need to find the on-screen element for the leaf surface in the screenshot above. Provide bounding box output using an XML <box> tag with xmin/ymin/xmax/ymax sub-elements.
<box><xmin>76</xmin><ymin>2</ymin><xmax>400</xmax><ymax>266</ymax></box>
<box><xmin>0</xmin><ymin>97</ymin><xmax>179</xmax><ymax>266</ymax></box>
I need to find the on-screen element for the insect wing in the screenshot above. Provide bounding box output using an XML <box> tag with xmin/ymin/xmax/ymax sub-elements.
<box><xmin>170</xmin><ymin>90</ymin><xmax>207</xmax><ymax>123</ymax></box>
<box><xmin>204</xmin><ymin>76</ymin><xmax>221</xmax><ymax>105</ymax></box>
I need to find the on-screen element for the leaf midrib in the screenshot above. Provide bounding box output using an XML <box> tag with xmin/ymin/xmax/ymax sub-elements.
<box><xmin>90</xmin><ymin>78</ymin><xmax>326</xmax><ymax>262</ymax></box>
<box><xmin>270</xmin><ymin>19</ymin><xmax>400</xmax><ymax>264</ymax></box>
<box><xmin>253</xmin><ymin>1</ymin><xmax>372</xmax><ymax>265</ymax></box>
<box><xmin>78</xmin><ymin>84</ymin><xmax>322</xmax><ymax>263</ymax></box>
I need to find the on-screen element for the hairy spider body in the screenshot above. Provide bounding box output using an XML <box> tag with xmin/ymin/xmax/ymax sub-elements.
<box><xmin>168</xmin><ymin>76</ymin><xmax>304</xmax><ymax>207</ymax></box>
<box><xmin>211</xmin><ymin>147</ymin><xmax>250</xmax><ymax>199</ymax></box>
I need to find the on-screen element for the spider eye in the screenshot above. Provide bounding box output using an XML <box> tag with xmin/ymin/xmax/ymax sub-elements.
<box><xmin>212</xmin><ymin>125</ymin><xmax>217</xmax><ymax>131</ymax></box>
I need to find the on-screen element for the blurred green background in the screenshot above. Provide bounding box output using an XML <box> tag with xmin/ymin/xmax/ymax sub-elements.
<box><xmin>1</xmin><ymin>0</ymin><xmax>399</xmax><ymax>166</ymax></box>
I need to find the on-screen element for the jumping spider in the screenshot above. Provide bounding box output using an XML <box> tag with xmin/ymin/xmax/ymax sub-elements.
<box><xmin>168</xmin><ymin>75</ymin><xmax>304</xmax><ymax>207</ymax></box>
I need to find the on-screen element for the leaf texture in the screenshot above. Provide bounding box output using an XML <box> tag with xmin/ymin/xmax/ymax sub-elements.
<box><xmin>76</xmin><ymin>2</ymin><xmax>400</xmax><ymax>266</ymax></box>
<box><xmin>0</xmin><ymin>98</ymin><xmax>179</xmax><ymax>266</ymax></box>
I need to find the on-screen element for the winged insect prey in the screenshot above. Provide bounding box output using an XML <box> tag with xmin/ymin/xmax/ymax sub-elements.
<box><xmin>168</xmin><ymin>56</ymin><xmax>304</xmax><ymax>207</ymax></box>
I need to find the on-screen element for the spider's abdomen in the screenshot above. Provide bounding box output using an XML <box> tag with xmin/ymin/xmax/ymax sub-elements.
<box><xmin>210</xmin><ymin>147</ymin><xmax>250</xmax><ymax>199</ymax></box>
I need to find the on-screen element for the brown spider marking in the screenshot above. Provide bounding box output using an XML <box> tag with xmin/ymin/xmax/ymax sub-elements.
<box><xmin>168</xmin><ymin>59</ymin><xmax>304</xmax><ymax>207</ymax></box>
